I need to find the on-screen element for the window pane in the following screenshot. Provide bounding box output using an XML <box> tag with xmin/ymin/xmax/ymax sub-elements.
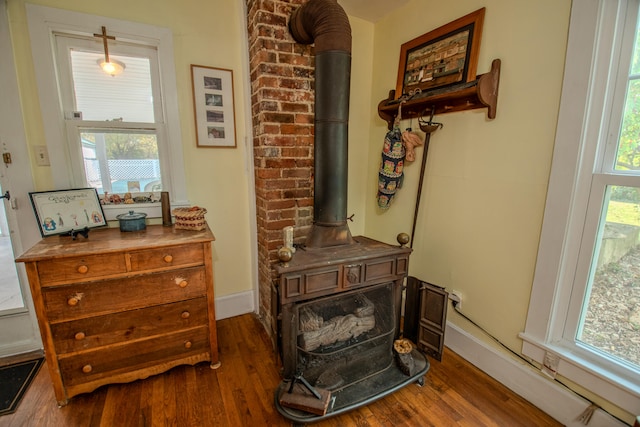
<box><xmin>81</xmin><ymin>130</ymin><xmax>162</xmax><ymax>195</ymax></box>
<box><xmin>630</xmin><ymin>12</ymin><xmax>640</xmax><ymax>76</ymax></box>
<box><xmin>616</xmin><ymin>79</ymin><xmax>640</xmax><ymax>171</ymax></box>
<box><xmin>577</xmin><ymin>185</ymin><xmax>640</xmax><ymax>370</ymax></box>
<box><xmin>70</xmin><ymin>51</ymin><xmax>154</xmax><ymax>122</ymax></box>
<box><xmin>618</xmin><ymin>14</ymin><xmax>640</xmax><ymax>172</ymax></box>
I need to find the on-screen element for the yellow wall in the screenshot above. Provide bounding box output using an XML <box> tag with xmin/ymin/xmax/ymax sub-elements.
<box><xmin>364</xmin><ymin>0</ymin><xmax>571</xmax><ymax>351</ymax></box>
<box><xmin>346</xmin><ymin>15</ymin><xmax>375</xmax><ymax>237</ymax></box>
<box><xmin>7</xmin><ymin>0</ymin><xmax>255</xmax><ymax>298</ymax></box>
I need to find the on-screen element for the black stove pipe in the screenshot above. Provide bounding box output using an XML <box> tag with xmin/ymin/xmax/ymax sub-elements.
<box><xmin>289</xmin><ymin>0</ymin><xmax>354</xmax><ymax>248</ymax></box>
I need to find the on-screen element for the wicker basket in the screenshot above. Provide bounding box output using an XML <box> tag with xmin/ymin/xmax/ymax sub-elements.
<box><xmin>172</xmin><ymin>207</ymin><xmax>208</xmax><ymax>231</ymax></box>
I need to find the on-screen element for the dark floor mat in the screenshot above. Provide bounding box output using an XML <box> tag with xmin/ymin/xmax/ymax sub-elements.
<box><xmin>0</xmin><ymin>358</ymin><xmax>43</xmax><ymax>416</ymax></box>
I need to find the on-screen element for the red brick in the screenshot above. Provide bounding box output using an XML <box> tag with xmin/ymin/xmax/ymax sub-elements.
<box><xmin>283</xmin><ymin>168</ymin><xmax>310</xmax><ymax>178</ymax></box>
<box><xmin>281</xmin><ymin>147</ymin><xmax>311</xmax><ymax>157</ymax></box>
<box><xmin>256</xmin><ymin>169</ymin><xmax>281</xmax><ymax>179</ymax></box>
<box><xmin>262</xmin><ymin>112</ymin><xmax>294</xmax><ymax>123</ymax></box>
<box><xmin>279</xmin><ymin>78</ymin><xmax>310</xmax><ymax>90</ymax></box>
<box><xmin>262</xmin><ymin>135</ymin><xmax>300</xmax><ymax>147</ymax></box>
<box><xmin>280</xmin><ymin>124</ymin><xmax>311</xmax><ymax>135</ymax></box>
<box><xmin>295</xmin><ymin>158</ymin><xmax>314</xmax><ymax>168</ymax></box>
<box><xmin>264</xmin><ymin>158</ymin><xmax>297</xmax><ymax>169</ymax></box>
<box><xmin>296</xmin><ymin>198</ymin><xmax>314</xmax><ymax>208</ymax></box>
<box><xmin>281</xmin><ymin>102</ymin><xmax>310</xmax><ymax>113</ymax></box>
<box><xmin>266</xmin><ymin>219</ymin><xmax>295</xmax><ymax>230</ymax></box>
<box><xmin>295</xmin><ymin>114</ymin><xmax>314</xmax><ymax>124</ymax></box>
<box><xmin>283</xmin><ymin>189</ymin><xmax>312</xmax><ymax>199</ymax></box>
<box><xmin>264</xmin><ymin>179</ymin><xmax>297</xmax><ymax>190</ymax></box>
<box><xmin>265</xmin><ymin>199</ymin><xmax>296</xmax><ymax>210</ymax></box>
<box><xmin>255</xmin><ymin>10</ymin><xmax>286</xmax><ymax>26</ymax></box>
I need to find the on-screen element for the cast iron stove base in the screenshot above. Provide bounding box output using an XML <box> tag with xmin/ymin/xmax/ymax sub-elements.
<box><xmin>274</xmin><ymin>349</ymin><xmax>429</xmax><ymax>425</ymax></box>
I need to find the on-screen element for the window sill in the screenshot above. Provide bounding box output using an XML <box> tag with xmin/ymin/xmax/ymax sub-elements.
<box><xmin>101</xmin><ymin>202</ymin><xmax>162</xmax><ymax>221</ymax></box>
<box><xmin>519</xmin><ymin>332</ymin><xmax>640</xmax><ymax>414</ymax></box>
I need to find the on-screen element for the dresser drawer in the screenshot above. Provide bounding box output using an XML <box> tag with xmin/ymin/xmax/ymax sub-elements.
<box><xmin>128</xmin><ymin>244</ymin><xmax>205</xmax><ymax>272</ymax></box>
<box><xmin>58</xmin><ymin>326</ymin><xmax>209</xmax><ymax>387</ymax></box>
<box><xmin>38</xmin><ymin>253</ymin><xmax>128</xmax><ymax>286</ymax></box>
<box><xmin>43</xmin><ymin>267</ymin><xmax>207</xmax><ymax>322</ymax></box>
<box><xmin>50</xmin><ymin>297</ymin><xmax>209</xmax><ymax>354</ymax></box>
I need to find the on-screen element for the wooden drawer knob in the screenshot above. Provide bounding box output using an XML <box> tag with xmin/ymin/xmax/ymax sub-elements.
<box><xmin>82</xmin><ymin>364</ymin><xmax>92</xmax><ymax>373</ymax></box>
<box><xmin>184</xmin><ymin>341</ymin><xmax>192</xmax><ymax>349</ymax></box>
<box><xmin>74</xmin><ymin>332</ymin><xmax>86</xmax><ymax>341</ymax></box>
<box><xmin>178</xmin><ymin>280</ymin><xmax>188</xmax><ymax>288</ymax></box>
<box><xmin>77</xmin><ymin>265</ymin><xmax>88</xmax><ymax>274</ymax></box>
<box><xmin>181</xmin><ymin>311</ymin><xmax>190</xmax><ymax>319</ymax></box>
<box><xmin>67</xmin><ymin>297</ymin><xmax>79</xmax><ymax>306</ymax></box>
<box><xmin>163</xmin><ymin>255</ymin><xmax>173</xmax><ymax>263</ymax></box>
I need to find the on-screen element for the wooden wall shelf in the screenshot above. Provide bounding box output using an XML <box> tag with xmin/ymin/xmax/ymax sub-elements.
<box><xmin>377</xmin><ymin>58</ymin><xmax>501</xmax><ymax>129</ymax></box>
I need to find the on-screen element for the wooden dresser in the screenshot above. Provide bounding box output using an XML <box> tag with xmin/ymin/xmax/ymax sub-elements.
<box><xmin>15</xmin><ymin>225</ymin><xmax>218</xmax><ymax>406</ymax></box>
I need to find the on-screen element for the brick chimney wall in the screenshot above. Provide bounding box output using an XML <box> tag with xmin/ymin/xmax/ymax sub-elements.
<box><xmin>246</xmin><ymin>0</ymin><xmax>315</xmax><ymax>333</ymax></box>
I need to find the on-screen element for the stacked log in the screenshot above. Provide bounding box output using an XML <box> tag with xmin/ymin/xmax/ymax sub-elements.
<box><xmin>298</xmin><ymin>296</ymin><xmax>376</xmax><ymax>352</ymax></box>
<box><xmin>299</xmin><ymin>306</ymin><xmax>324</xmax><ymax>332</ymax></box>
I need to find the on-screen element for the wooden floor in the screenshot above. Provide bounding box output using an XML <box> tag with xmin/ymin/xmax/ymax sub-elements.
<box><xmin>1</xmin><ymin>314</ymin><xmax>561</xmax><ymax>427</ymax></box>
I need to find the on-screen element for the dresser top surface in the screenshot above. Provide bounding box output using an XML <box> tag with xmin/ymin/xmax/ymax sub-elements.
<box><xmin>16</xmin><ymin>224</ymin><xmax>215</xmax><ymax>262</ymax></box>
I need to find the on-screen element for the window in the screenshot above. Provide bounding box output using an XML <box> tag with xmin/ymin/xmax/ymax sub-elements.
<box><xmin>57</xmin><ymin>35</ymin><xmax>163</xmax><ymax>196</ymax></box>
<box><xmin>521</xmin><ymin>0</ymin><xmax>640</xmax><ymax>414</ymax></box>
<box><xmin>27</xmin><ymin>5</ymin><xmax>187</xmax><ymax>219</ymax></box>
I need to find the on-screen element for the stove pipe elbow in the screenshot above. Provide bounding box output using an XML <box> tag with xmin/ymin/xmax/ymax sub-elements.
<box><xmin>289</xmin><ymin>0</ymin><xmax>354</xmax><ymax>248</ymax></box>
<box><xmin>289</xmin><ymin>0</ymin><xmax>352</xmax><ymax>54</ymax></box>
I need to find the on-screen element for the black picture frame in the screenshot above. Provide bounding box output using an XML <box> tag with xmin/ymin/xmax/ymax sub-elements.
<box><xmin>29</xmin><ymin>188</ymin><xmax>107</xmax><ymax>237</ymax></box>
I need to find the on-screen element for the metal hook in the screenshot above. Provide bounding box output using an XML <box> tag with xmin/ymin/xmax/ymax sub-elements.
<box><xmin>418</xmin><ymin>107</ymin><xmax>443</xmax><ymax>134</ymax></box>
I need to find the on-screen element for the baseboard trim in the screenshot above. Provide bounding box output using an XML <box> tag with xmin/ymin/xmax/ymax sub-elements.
<box><xmin>445</xmin><ymin>322</ymin><xmax>627</xmax><ymax>427</ymax></box>
<box><xmin>214</xmin><ymin>290</ymin><xmax>256</xmax><ymax>320</ymax></box>
<box><xmin>0</xmin><ymin>339</ymin><xmax>42</xmax><ymax>359</ymax></box>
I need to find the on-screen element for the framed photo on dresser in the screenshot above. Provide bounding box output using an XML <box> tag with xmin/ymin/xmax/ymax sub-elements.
<box><xmin>29</xmin><ymin>188</ymin><xmax>106</xmax><ymax>237</ymax></box>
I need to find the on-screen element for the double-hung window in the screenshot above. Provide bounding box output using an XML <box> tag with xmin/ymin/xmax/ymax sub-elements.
<box><xmin>521</xmin><ymin>0</ymin><xmax>640</xmax><ymax>415</ymax></box>
<box><xmin>27</xmin><ymin>5</ymin><xmax>187</xmax><ymax>219</ymax></box>
<box><xmin>56</xmin><ymin>35</ymin><xmax>164</xmax><ymax>196</ymax></box>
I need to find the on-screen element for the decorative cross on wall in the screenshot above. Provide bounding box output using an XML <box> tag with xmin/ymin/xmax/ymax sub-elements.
<box><xmin>93</xmin><ymin>26</ymin><xmax>115</xmax><ymax>63</ymax></box>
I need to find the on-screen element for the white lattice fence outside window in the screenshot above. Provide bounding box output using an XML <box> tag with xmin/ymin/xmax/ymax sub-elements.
<box><xmin>84</xmin><ymin>159</ymin><xmax>161</xmax><ymax>193</ymax></box>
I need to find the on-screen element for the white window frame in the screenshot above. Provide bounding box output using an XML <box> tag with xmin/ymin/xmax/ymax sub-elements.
<box><xmin>520</xmin><ymin>0</ymin><xmax>640</xmax><ymax>414</ymax></box>
<box><xmin>56</xmin><ymin>36</ymin><xmax>164</xmax><ymax>194</ymax></box>
<box><xmin>26</xmin><ymin>4</ymin><xmax>188</xmax><ymax>220</ymax></box>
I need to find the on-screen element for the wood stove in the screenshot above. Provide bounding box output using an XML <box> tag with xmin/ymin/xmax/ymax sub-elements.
<box><xmin>273</xmin><ymin>237</ymin><xmax>429</xmax><ymax>423</ymax></box>
<box><xmin>269</xmin><ymin>1</ymin><xmax>430</xmax><ymax>422</ymax></box>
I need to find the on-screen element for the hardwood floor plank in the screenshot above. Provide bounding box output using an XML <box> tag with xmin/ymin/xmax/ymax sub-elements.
<box><xmin>147</xmin><ymin>373</ymin><xmax>166</xmax><ymax>427</ymax></box>
<box><xmin>0</xmin><ymin>314</ymin><xmax>562</xmax><ymax>427</ymax></box>
<box><xmin>137</xmin><ymin>373</ymin><xmax>155</xmax><ymax>427</ymax></box>
<box><xmin>191</xmin><ymin>363</ymin><xmax>224</xmax><ymax>425</ymax></box>
<box><xmin>161</xmin><ymin>366</ymin><xmax>178</xmax><ymax>426</ymax></box>
<box><xmin>100</xmin><ymin>381</ymin><xmax>141</xmax><ymax>426</ymax></box>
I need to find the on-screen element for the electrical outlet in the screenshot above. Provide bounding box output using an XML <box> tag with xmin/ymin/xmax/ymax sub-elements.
<box><xmin>449</xmin><ymin>290</ymin><xmax>462</xmax><ymax>308</ymax></box>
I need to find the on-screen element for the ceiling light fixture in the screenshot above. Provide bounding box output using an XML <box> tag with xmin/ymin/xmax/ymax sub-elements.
<box><xmin>96</xmin><ymin>58</ymin><xmax>125</xmax><ymax>76</ymax></box>
<box><xmin>93</xmin><ymin>26</ymin><xmax>125</xmax><ymax>76</ymax></box>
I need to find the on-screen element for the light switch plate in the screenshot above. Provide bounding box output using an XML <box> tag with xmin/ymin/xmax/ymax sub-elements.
<box><xmin>35</xmin><ymin>145</ymin><xmax>50</xmax><ymax>166</ymax></box>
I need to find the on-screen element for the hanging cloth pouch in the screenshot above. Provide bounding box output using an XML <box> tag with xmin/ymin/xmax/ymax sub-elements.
<box><xmin>377</xmin><ymin>103</ymin><xmax>406</xmax><ymax>209</ymax></box>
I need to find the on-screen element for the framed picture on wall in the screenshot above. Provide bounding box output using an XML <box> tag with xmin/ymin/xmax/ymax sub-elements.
<box><xmin>29</xmin><ymin>188</ymin><xmax>107</xmax><ymax>237</ymax></box>
<box><xmin>191</xmin><ymin>65</ymin><xmax>237</xmax><ymax>148</ymax></box>
<box><xmin>395</xmin><ymin>8</ymin><xmax>485</xmax><ymax>99</ymax></box>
